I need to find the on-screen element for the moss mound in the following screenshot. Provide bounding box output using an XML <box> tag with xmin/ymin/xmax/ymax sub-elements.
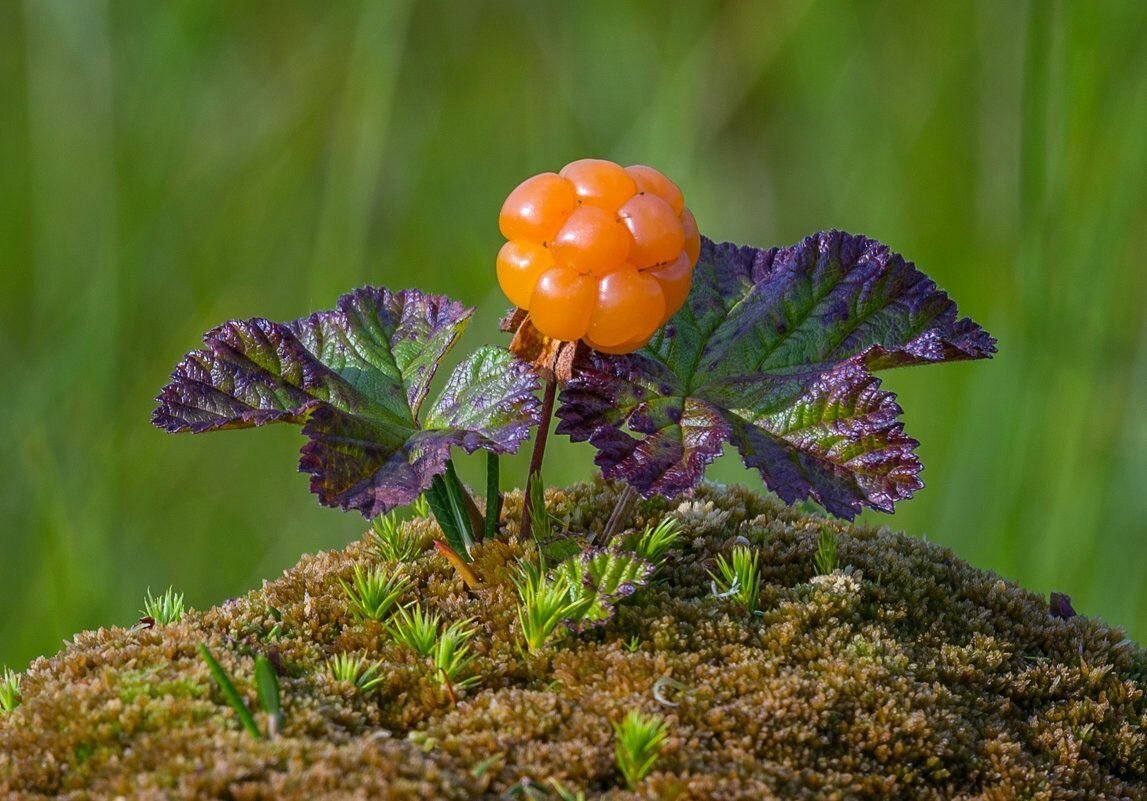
<box><xmin>2</xmin><ymin>483</ymin><xmax>1145</xmax><ymax>799</ymax></box>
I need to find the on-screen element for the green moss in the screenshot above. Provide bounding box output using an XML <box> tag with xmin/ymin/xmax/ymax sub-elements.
<box><xmin>117</xmin><ymin>665</ymin><xmax>206</xmax><ymax>705</ymax></box>
<box><xmin>1</xmin><ymin>482</ymin><xmax>1144</xmax><ymax>799</ymax></box>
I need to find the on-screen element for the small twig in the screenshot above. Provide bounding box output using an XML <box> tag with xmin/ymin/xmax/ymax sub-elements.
<box><xmin>597</xmin><ymin>484</ymin><xmax>638</xmax><ymax>545</ymax></box>
<box><xmin>521</xmin><ymin>377</ymin><xmax>557</xmax><ymax>540</ymax></box>
<box><xmin>439</xmin><ymin>667</ymin><xmax>458</xmax><ymax>706</ymax></box>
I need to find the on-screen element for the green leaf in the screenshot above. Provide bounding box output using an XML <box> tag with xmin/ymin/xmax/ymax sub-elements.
<box><xmin>558</xmin><ymin>232</ymin><xmax>995</xmax><ymax>518</ymax></box>
<box><xmin>554</xmin><ymin>548</ymin><xmax>654</xmax><ymax>629</ymax></box>
<box><xmin>154</xmin><ymin>288</ymin><xmax>542</xmax><ymax>518</ymax></box>
<box><xmin>425</xmin><ymin>462</ymin><xmax>476</xmax><ymax>560</ymax></box>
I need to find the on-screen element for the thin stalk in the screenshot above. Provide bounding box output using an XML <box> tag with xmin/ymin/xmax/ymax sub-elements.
<box><xmin>484</xmin><ymin>451</ymin><xmax>501</xmax><ymax>541</ymax></box>
<box><xmin>520</xmin><ymin>377</ymin><xmax>556</xmax><ymax>540</ymax></box>
<box><xmin>438</xmin><ymin>668</ymin><xmax>458</xmax><ymax>706</ymax></box>
<box><xmin>598</xmin><ymin>484</ymin><xmax>639</xmax><ymax>545</ymax></box>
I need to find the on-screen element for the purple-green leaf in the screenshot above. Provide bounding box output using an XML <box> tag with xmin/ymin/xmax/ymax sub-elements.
<box><xmin>153</xmin><ymin>287</ymin><xmax>541</xmax><ymax>518</ymax></box>
<box><xmin>556</xmin><ymin>231</ymin><xmax>995</xmax><ymax>518</ymax></box>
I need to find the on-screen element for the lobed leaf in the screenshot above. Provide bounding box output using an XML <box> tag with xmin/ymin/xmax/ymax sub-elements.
<box><xmin>154</xmin><ymin>287</ymin><xmax>542</xmax><ymax>518</ymax></box>
<box><xmin>557</xmin><ymin>231</ymin><xmax>995</xmax><ymax>518</ymax></box>
<box><xmin>554</xmin><ymin>548</ymin><xmax>654</xmax><ymax>630</ymax></box>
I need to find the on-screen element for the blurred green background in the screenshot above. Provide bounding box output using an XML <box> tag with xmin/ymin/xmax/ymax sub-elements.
<box><xmin>2</xmin><ymin>0</ymin><xmax>1145</xmax><ymax>668</ymax></box>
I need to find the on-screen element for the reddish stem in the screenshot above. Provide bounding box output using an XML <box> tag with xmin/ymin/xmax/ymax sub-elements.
<box><xmin>439</xmin><ymin>668</ymin><xmax>458</xmax><ymax>706</ymax></box>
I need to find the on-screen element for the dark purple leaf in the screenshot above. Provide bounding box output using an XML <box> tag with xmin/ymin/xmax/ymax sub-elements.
<box><xmin>153</xmin><ymin>287</ymin><xmax>541</xmax><ymax>517</ymax></box>
<box><xmin>557</xmin><ymin>231</ymin><xmax>995</xmax><ymax>518</ymax></box>
<box><xmin>1050</xmin><ymin>592</ymin><xmax>1077</xmax><ymax>620</ymax></box>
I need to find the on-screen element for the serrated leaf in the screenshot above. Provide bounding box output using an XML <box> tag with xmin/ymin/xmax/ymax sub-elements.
<box><xmin>556</xmin><ymin>231</ymin><xmax>995</xmax><ymax>518</ymax></box>
<box><xmin>554</xmin><ymin>548</ymin><xmax>654</xmax><ymax>629</ymax></box>
<box><xmin>154</xmin><ymin>287</ymin><xmax>542</xmax><ymax>517</ymax></box>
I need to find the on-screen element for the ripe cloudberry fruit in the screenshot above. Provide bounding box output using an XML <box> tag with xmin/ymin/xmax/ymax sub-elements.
<box><xmin>529</xmin><ymin>268</ymin><xmax>596</xmax><ymax>342</ymax></box>
<box><xmin>496</xmin><ymin>240</ymin><xmax>553</xmax><ymax>309</ymax></box>
<box><xmin>586</xmin><ymin>266</ymin><xmax>665</xmax><ymax>348</ymax></box>
<box><xmin>498</xmin><ymin>172</ymin><xmax>577</xmax><ymax>243</ymax></box>
<box><xmin>550</xmin><ymin>205</ymin><xmax>631</xmax><ymax>276</ymax></box>
<box><xmin>560</xmin><ymin>158</ymin><xmax>637</xmax><ymax>213</ymax></box>
<box><xmin>625</xmin><ymin>164</ymin><xmax>684</xmax><ymax>215</ymax></box>
<box><xmin>496</xmin><ymin>159</ymin><xmax>699</xmax><ymax>353</ymax></box>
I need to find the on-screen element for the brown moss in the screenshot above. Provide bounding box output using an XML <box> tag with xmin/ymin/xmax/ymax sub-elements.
<box><xmin>1</xmin><ymin>482</ymin><xmax>1144</xmax><ymax>800</ymax></box>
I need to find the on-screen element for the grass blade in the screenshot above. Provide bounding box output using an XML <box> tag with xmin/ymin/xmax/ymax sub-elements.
<box><xmin>254</xmin><ymin>654</ymin><xmax>283</xmax><ymax>734</ymax></box>
<box><xmin>199</xmin><ymin>645</ymin><xmax>261</xmax><ymax>739</ymax></box>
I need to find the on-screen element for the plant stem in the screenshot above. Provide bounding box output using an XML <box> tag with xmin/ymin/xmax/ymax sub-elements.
<box><xmin>520</xmin><ymin>377</ymin><xmax>557</xmax><ymax>540</ymax></box>
<box><xmin>484</xmin><ymin>452</ymin><xmax>501</xmax><ymax>541</ymax></box>
<box><xmin>598</xmin><ymin>484</ymin><xmax>638</xmax><ymax>545</ymax></box>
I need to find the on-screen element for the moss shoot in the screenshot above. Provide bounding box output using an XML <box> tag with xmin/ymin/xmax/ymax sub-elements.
<box><xmin>1</xmin><ymin>483</ymin><xmax>1144</xmax><ymax>799</ymax></box>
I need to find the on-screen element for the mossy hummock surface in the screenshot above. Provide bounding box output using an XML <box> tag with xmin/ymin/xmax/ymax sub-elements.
<box><xmin>2</xmin><ymin>483</ymin><xmax>1144</xmax><ymax>800</ymax></box>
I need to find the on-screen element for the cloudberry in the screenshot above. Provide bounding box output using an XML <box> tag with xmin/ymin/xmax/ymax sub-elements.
<box><xmin>496</xmin><ymin>159</ymin><xmax>698</xmax><ymax>352</ymax></box>
<box><xmin>529</xmin><ymin>268</ymin><xmax>596</xmax><ymax>343</ymax></box>
<box><xmin>560</xmin><ymin>158</ymin><xmax>636</xmax><ymax>213</ymax></box>
<box><xmin>498</xmin><ymin>172</ymin><xmax>577</xmax><ymax>244</ymax></box>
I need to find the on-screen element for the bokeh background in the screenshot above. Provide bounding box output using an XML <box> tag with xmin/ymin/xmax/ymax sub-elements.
<box><xmin>2</xmin><ymin>0</ymin><xmax>1145</xmax><ymax>668</ymax></box>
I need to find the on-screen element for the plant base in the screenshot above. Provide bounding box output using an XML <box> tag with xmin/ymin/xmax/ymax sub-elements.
<box><xmin>1</xmin><ymin>482</ymin><xmax>1144</xmax><ymax>799</ymax></box>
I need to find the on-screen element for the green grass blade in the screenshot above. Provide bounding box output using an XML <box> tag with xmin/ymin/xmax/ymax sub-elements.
<box><xmin>199</xmin><ymin>645</ymin><xmax>261</xmax><ymax>739</ymax></box>
<box><xmin>254</xmin><ymin>654</ymin><xmax>282</xmax><ymax>732</ymax></box>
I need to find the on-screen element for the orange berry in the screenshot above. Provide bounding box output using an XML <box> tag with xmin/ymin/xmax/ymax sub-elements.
<box><xmin>618</xmin><ymin>194</ymin><xmax>685</xmax><ymax>269</ymax></box>
<box><xmin>550</xmin><ymin>205</ymin><xmax>631</xmax><ymax>276</ymax></box>
<box><xmin>496</xmin><ymin>240</ymin><xmax>553</xmax><ymax>309</ymax></box>
<box><xmin>529</xmin><ymin>267</ymin><xmax>596</xmax><ymax>341</ymax></box>
<box><xmin>559</xmin><ymin>158</ymin><xmax>636</xmax><ymax>213</ymax></box>
<box><xmin>586</xmin><ymin>266</ymin><xmax>666</xmax><ymax>347</ymax></box>
<box><xmin>647</xmin><ymin>251</ymin><xmax>693</xmax><ymax>323</ymax></box>
<box><xmin>498</xmin><ymin>172</ymin><xmax>576</xmax><ymax>244</ymax></box>
<box><xmin>680</xmin><ymin>207</ymin><xmax>700</xmax><ymax>266</ymax></box>
<box><xmin>625</xmin><ymin>164</ymin><xmax>684</xmax><ymax>215</ymax></box>
<box><xmin>584</xmin><ymin>331</ymin><xmax>654</xmax><ymax>355</ymax></box>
